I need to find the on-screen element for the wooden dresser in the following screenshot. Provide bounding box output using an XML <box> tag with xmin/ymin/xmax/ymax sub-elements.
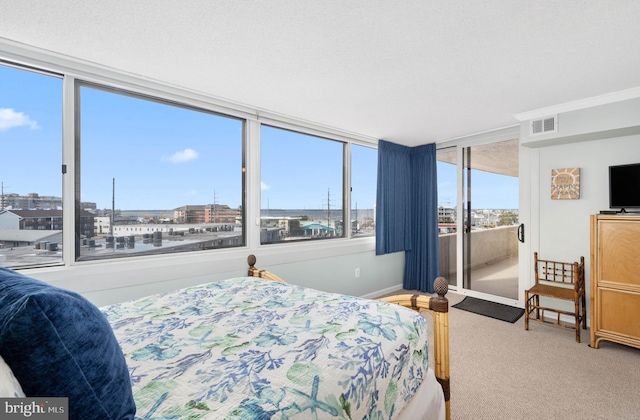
<box><xmin>590</xmin><ymin>214</ymin><xmax>640</xmax><ymax>349</ymax></box>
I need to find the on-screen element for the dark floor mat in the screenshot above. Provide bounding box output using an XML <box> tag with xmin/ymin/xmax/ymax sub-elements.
<box><xmin>452</xmin><ymin>296</ymin><xmax>524</xmax><ymax>323</ymax></box>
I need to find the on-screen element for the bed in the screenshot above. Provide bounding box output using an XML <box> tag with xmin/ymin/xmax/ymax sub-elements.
<box><xmin>0</xmin><ymin>255</ymin><xmax>450</xmax><ymax>420</ymax></box>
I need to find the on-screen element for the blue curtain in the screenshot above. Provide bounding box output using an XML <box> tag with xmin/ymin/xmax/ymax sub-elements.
<box><xmin>375</xmin><ymin>140</ymin><xmax>412</xmax><ymax>255</ymax></box>
<box><xmin>376</xmin><ymin>140</ymin><xmax>440</xmax><ymax>293</ymax></box>
<box><xmin>403</xmin><ymin>143</ymin><xmax>440</xmax><ymax>293</ymax></box>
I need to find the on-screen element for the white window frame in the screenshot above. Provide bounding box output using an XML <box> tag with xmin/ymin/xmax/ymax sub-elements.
<box><xmin>73</xmin><ymin>80</ymin><xmax>247</xmax><ymax>262</ymax></box>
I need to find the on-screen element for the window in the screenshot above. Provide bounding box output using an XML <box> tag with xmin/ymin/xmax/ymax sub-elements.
<box><xmin>77</xmin><ymin>83</ymin><xmax>245</xmax><ymax>261</ymax></box>
<box><xmin>260</xmin><ymin>126</ymin><xmax>344</xmax><ymax>243</ymax></box>
<box><xmin>1</xmin><ymin>56</ymin><xmax>376</xmax><ymax>270</ymax></box>
<box><xmin>0</xmin><ymin>64</ymin><xmax>63</xmax><ymax>268</ymax></box>
<box><xmin>350</xmin><ymin>144</ymin><xmax>377</xmax><ymax>237</ymax></box>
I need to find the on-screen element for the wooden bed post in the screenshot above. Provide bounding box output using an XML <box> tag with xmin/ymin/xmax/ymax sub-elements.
<box><xmin>247</xmin><ymin>254</ymin><xmax>286</xmax><ymax>283</ymax></box>
<box><xmin>378</xmin><ymin>277</ymin><xmax>450</xmax><ymax>420</ymax></box>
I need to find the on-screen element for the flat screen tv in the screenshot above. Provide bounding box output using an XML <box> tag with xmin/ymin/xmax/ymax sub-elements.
<box><xmin>609</xmin><ymin>163</ymin><xmax>640</xmax><ymax>211</ymax></box>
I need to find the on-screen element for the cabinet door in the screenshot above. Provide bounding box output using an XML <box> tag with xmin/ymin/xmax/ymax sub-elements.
<box><xmin>599</xmin><ymin>288</ymin><xmax>640</xmax><ymax>338</ymax></box>
<box><xmin>599</xmin><ymin>220</ymin><xmax>640</xmax><ymax>286</ymax></box>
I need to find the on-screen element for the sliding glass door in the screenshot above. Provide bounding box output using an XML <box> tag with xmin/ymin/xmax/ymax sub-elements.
<box><xmin>436</xmin><ymin>147</ymin><xmax>458</xmax><ymax>287</ymax></box>
<box><xmin>462</xmin><ymin>140</ymin><xmax>519</xmax><ymax>300</ymax></box>
<box><xmin>437</xmin><ymin>138</ymin><xmax>520</xmax><ymax>303</ymax></box>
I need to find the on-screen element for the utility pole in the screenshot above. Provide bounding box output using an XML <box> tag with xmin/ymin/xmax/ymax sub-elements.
<box><xmin>326</xmin><ymin>188</ymin><xmax>334</xmax><ymax>234</ymax></box>
<box><xmin>111</xmin><ymin>178</ymin><xmax>115</xmax><ymax>237</ymax></box>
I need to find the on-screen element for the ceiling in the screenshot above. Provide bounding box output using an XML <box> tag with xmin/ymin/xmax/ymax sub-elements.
<box><xmin>437</xmin><ymin>139</ymin><xmax>518</xmax><ymax>177</ymax></box>
<box><xmin>1</xmin><ymin>1</ymin><xmax>640</xmax><ymax>147</ymax></box>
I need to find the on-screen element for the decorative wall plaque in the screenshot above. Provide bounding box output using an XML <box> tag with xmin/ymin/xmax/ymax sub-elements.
<box><xmin>551</xmin><ymin>168</ymin><xmax>580</xmax><ymax>200</ymax></box>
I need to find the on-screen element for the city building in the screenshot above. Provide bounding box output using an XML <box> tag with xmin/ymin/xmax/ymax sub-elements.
<box><xmin>0</xmin><ymin>209</ymin><xmax>95</xmax><ymax>239</ymax></box>
<box><xmin>173</xmin><ymin>204</ymin><xmax>240</xmax><ymax>224</ymax></box>
<box><xmin>0</xmin><ymin>193</ymin><xmax>96</xmax><ymax>212</ymax></box>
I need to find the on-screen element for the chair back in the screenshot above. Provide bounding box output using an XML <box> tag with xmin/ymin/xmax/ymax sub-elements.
<box><xmin>534</xmin><ymin>252</ymin><xmax>585</xmax><ymax>290</ymax></box>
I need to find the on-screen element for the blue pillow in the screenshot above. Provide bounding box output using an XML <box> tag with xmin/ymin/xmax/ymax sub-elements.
<box><xmin>0</xmin><ymin>267</ymin><xmax>135</xmax><ymax>420</ymax></box>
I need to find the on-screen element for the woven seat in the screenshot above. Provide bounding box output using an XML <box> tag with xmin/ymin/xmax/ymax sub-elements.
<box><xmin>524</xmin><ymin>252</ymin><xmax>586</xmax><ymax>342</ymax></box>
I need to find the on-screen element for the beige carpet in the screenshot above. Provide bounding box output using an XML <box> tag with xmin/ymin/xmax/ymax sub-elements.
<box><xmin>383</xmin><ymin>290</ymin><xmax>640</xmax><ymax>419</ymax></box>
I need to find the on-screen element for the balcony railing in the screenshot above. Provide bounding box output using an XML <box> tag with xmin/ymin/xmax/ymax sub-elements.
<box><xmin>439</xmin><ymin>225</ymin><xmax>519</xmax><ymax>298</ymax></box>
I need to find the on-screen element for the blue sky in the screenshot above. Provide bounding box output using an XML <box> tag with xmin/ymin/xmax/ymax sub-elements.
<box><xmin>0</xmin><ymin>65</ymin><xmax>62</xmax><ymax>204</ymax></box>
<box><xmin>260</xmin><ymin>126</ymin><xmax>344</xmax><ymax>210</ymax></box>
<box><xmin>0</xmin><ymin>64</ymin><xmax>378</xmax><ymax>211</ymax></box>
<box><xmin>79</xmin><ymin>85</ymin><xmax>244</xmax><ymax>210</ymax></box>
<box><xmin>437</xmin><ymin>161</ymin><xmax>519</xmax><ymax>209</ymax></box>
<box><xmin>1</xmin><ymin>64</ymin><xmax>516</xmax><ymax>211</ymax></box>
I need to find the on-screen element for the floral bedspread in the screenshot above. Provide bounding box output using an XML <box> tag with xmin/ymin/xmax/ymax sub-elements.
<box><xmin>102</xmin><ymin>277</ymin><xmax>430</xmax><ymax>419</ymax></box>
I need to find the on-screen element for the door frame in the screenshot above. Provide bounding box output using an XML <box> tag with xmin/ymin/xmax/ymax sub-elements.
<box><xmin>437</xmin><ymin>126</ymin><xmax>529</xmax><ymax>308</ymax></box>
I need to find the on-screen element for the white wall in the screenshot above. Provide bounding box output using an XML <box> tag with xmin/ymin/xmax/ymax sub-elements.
<box><xmin>536</xmin><ymin>135</ymin><xmax>640</xmax><ymax>263</ymax></box>
<box><xmin>529</xmin><ymin>124</ymin><xmax>640</xmax><ymax>319</ymax></box>
<box><xmin>80</xmin><ymin>251</ymin><xmax>405</xmax><ymax>307</ymax></box>
<box><xmin>25</xmin><ymin>244</ymin><xmax>405</xmax><ymax>307</ymax></box>
<box><xmin>250</xmin><ymin>251</ymin><xmax>405</xmax><ymax>299</ymax></box>
<box><xmin>523</xmin><ymin>94</ymin><xmax>640</xmax><ymax>264</ymax></box>
<box><xmin>521</xmin><ymin>96</ymin><xmax>640</xmax><ymax>148</ymax></box>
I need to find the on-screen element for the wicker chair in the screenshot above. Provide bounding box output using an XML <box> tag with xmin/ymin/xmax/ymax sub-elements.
<box><xmin>524</xmin><ymin>252</ymin><xmax>586</xmax><ymax>342</ymax></box>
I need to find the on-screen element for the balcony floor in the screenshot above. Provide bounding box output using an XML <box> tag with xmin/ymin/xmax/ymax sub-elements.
<box><xmin>465</xmin><ymin>255</ymin><xmax>519</xmax><ymax>300</ymax></box>
<box><xmin>388</xmin><ymin>255</ymin><xmax>519</xmax><ymax>301</ymax></box>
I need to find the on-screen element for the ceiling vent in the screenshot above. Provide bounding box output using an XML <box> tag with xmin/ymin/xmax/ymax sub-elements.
<box><xmin>530</xmin><ymin>115</ymin><xmax>557</xmax><ymax>135</ymax></box>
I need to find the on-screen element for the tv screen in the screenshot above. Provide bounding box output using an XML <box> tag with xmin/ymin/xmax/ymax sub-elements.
<box><xmin>609</xmin><ymin>163</ymin><xmax>640</xmax><ymax>210</ymax></box>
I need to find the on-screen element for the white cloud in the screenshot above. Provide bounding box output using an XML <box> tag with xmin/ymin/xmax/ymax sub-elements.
<box><xmin>261</xmin><ymin>181</ymin><xmax>270</xmax><ymax>190</ymax></box>
<box><xmin>162</xmin><ymin>148</ymin><xmax>199</xmax><ymax>163</ymax></box>
<box><xmin>0</xmin><ymin>108</ymin><xmax>40</xmax><ymax>132</ymax></box>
